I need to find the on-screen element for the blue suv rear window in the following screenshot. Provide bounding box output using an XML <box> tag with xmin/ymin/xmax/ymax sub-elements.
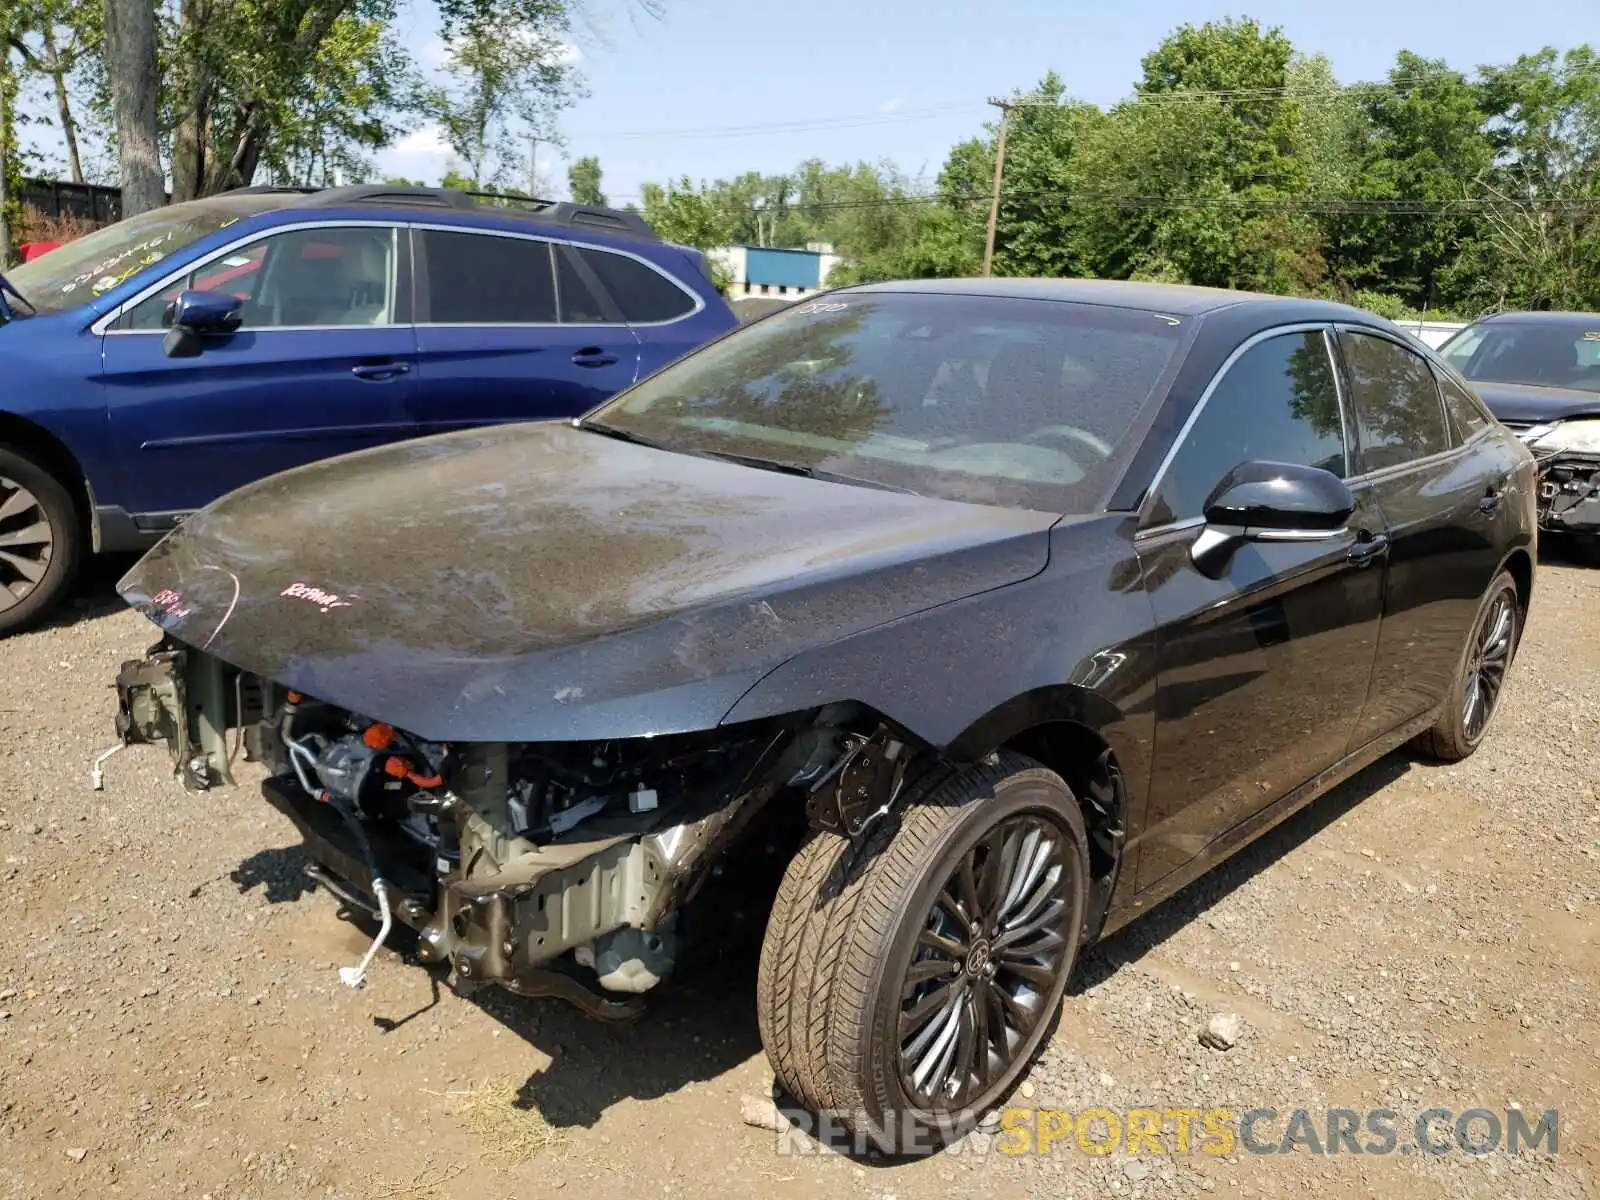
<box><xmin>574</xmin><ymin>247</ymin><xmax>695</xmax><ymax>324</ymax></box>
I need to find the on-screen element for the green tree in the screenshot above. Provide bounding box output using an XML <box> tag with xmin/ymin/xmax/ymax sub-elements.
<box><xmin>568</xmin><ymin>153</ymin><xmax>604</xmax><ymax>204</ymax></box>
<box><xmin>1118</xmin><ymin>18</ymin><xmax>1320</xmax><ymax>292</ymax></box>
<box><xmin>1324</xmin><ymin>51</ymin><xmax>1494</xmax><ymax>308</ymax></box>
<box><xmin>7</xmin><ymin>0</ymin><xmax>95</xmax><ymax>183</ymax></box>
<box><xmin>1461</xmin><ymin>46</ymin><xmax>1600</xmax><ymax>310</ymax></box>
<box><xmin>427</xmin><ymin>2</ymin><xmax>578</xmax><ymax>188</ymax></box>
<box><xmin>1288</xmin><ymin>52</ymin><xmax>1364</xmax><ymax>198</ymax></box>
<box><xmin>639</xmin><ymin>177</ymin><xmax>729</xmax><ymax>248</ymax></box>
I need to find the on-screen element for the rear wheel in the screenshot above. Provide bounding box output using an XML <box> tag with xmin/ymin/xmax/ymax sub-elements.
<box><xmin>1420</xmin><ymin>570</ymin><xmax>1520</xmax><ymax>762</ymax></box>
<box><xmin>0</xmin><ymin>447</ymin><xmax>82</xmax><ymax>637</ymax></box>
<box><xmin>757</xmin><ymin>753</ymin><xmax>1089</xmax><ymax>1153</ymax></box>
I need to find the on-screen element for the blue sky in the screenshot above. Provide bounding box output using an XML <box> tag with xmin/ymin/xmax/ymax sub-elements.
<box><xmin>378</xmin><ymin>0</ymin><xmax>1595</xmax><ymax>202</ymax></box>
<box><xmin>19</xmin><ymin>0</ymin><xmax>1600</xmax><ymax>200</ymax></box>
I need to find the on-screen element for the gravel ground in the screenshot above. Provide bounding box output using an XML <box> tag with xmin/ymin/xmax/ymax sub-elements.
<box><xmin>1</xmin><ymin>553</ymin><xmax>1596</xmax><ymax>1200</ymax></box>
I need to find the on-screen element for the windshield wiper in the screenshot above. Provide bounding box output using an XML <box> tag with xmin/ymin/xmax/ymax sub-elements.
<box><xmin>575</xmin><ymin>421</ymin><xmax>676</xmax><ymax>452</ymax></box>
<box><xmin>578</xmin><ymin>422</ymin><xmax>918</xmax><ymax>495</ymax></box>
<box><xmin>693</xmin><ymin>449</ymin><xmax>919</xmax><ymax>494</ymax></box>
<box><xmin>0</xmin><ymin>272</ymin><xmax>35</xmax><ymax>321</ymax></box>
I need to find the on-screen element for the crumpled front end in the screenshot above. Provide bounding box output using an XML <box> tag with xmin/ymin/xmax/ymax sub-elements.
<box><xmin>1531</xmin><ymin>450</ymin><xmax>1600</xmax><ymax>535</ymax></box>
<box><xmin>109</xmin><ymin>641</ymin><xmax>909</xmax><ymax>1013</ymax></box>
<box><xmin>1495</xmin><ymin>408</ymin><xmax>1600</xmax><ymax>537</ymax></box>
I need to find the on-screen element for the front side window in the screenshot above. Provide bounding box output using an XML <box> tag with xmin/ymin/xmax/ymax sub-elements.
<box><xmin>1440</xmin><ymin>321</ymin><xmax>1600</xmax><ymax>392</ymax></box>
<box><xmin>422</xmin><ymin>230</ymin><xmax>556</xmax><ymax>324</ymax></box>
<box><xmin>123</xmin><ymin>226</ymin><xmax>397</xmax><ymax>330</ymax></box>
<box><xmin>582</xmin><ymin>292</ymin><xmax>1188</xmax><ymax>512</ymax></box>
<box><xmin>1150</xmin><ymin>330</ymin><xmax>1346</xmax><ymax>525</ymax></box>
<box><xmin>1340</xmin><ymin>331</ymin><xmax>1451</xmax><ymax>472</ymax></box>
<box><xmin>574</xmin><ymin>247</ymin><xmax>695</xmax><ymax>323</ymax></box>
<box><xmin>122</xmin><ymin>242</ymin><xmax>270</xmax><ymax>330</ymax></box>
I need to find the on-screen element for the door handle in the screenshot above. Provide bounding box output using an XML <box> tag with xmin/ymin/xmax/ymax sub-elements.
<box><xmin>351</xmin><ymin>361</ymin><xmax>410</xmax><ymax>381</ymax></box>
<box><xmin>1478</xmin><ymin>486</ymin><xmax>1504</xmax><ymax>516</ymax></box>
<box><xmin>571</xmin><ymin>348</ymin><xmax>619</xmax><ymax>368</ymax></box>
<box><xmin>1347</xmin><ymin>531</ymin><xmax>1390</xmax><ymax>565</ymax></box>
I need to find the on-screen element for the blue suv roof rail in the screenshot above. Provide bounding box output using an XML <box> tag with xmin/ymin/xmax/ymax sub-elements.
<box><xmin>217</xmin><ymin>183</ymin><xmax>658</xmax><ymax>241</ymax></box>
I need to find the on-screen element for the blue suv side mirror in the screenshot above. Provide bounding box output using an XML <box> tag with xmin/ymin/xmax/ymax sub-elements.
<box><xmin>162</xmin><ymin>290</ymin><xmax>244</xmax><ymax>358</ymax></box>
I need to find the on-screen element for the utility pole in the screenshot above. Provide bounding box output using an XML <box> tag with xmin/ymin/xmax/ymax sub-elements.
<box><xmin>527</xmin><ymin>134</ymin><xmax>538</xmax><ymax>198</ymax></box>
<box><xmin>981</xmin><ymin>97</ymin><xmax>1012</xmax><ymax>277</ymax></box>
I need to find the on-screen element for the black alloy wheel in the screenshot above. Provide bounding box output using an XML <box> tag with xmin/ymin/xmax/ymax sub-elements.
<box><xmin>897</xmin><ymin>813</ymin><xmax>1076</xmax><ymax>1109</ymax></box>
<box><xmin>757</xmin><ymin>753</ymin><xmax>1091</xmax><ymax>1154</ymax></box>
<box><xmin>1420</xmin><ymin>569</ymin><xmax>1521</xmax><ymax>762</ymax></box>
<box><xmin>1462</xmin><ymin>585</ymin><xmax>1516</xmax><ymax>745</ymax></box>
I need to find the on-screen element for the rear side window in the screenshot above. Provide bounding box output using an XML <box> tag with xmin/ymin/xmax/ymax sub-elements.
<box><xmin>1151</xmin><ymin>330</ymin><xmax>1347</xmax><ymax>524</ymax></box>
<box><xmin>1436</xmin><ymin>370</ymin><xmax>1492</xmax><ymax>443</ymax></box>
<box><xmin>1339</xmin><ymin>331</ymin><xmax>1451</xmax><ymax>472</ymax></box>
<box><xmin>573</xmin><ymin>247</ymin><xmax>695</xmax><ymax>323</ymax></box>
<box><xmin>421</xmin><ymin>230</ymin><xmax>555</xmax><ymax>324</ymax></box>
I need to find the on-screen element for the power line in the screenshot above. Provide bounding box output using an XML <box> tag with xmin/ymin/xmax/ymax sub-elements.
<box><xmin>1007</xmin><ymin>61</ymin><xmax>1600</xmax><ymax>108</ymax></box>
<box><xmin>568</xmin><ymin>61</ymin><xmax>1600</xmax><ymax>142</ymax></box>
<box><xmin>581</xmin><ymin>103</ymin><xmax>984</xmax><ymax>141</ymax></box>
<box><xmin>614</xmin><ymin>188</ymin><xmax>1600</xmax><ymax>217</ymax></box>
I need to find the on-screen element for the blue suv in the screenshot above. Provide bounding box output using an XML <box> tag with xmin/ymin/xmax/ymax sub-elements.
<box><xmin>0</xmin><ymin>184</ymin><xmax>738</xmax><ymax>633</ymax></box>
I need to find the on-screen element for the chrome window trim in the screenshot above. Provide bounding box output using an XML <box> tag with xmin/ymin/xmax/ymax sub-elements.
<box><xmin>1132</xmin><ymin>514</ymin><xmax>1206</xmax><ymax>543</ymax></box>
<box><xmin>1137</xmin><ymin>322</ymin><xmax>1343</xmax><ymax>536</ymax></box>
<box><xmin>408</xmin><ymin>221</ymin><xmax>704</xmax><ymax>328</ymax></box>
<box><xmin>93</xmin><ymin>220</ymin><xmax>406</xmax><ymax>336</ymax></box>
<box><xmin>1343</xmin><ymin>443</ymin><xmax>1468</xmax><ymax>487</ymax></box>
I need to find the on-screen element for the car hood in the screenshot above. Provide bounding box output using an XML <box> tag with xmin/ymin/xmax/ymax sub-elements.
<box><xmin>118</xmin><ymin>422</ymin><xmax>1057</xmax><ymax>741</ymax></box>
<box><xmin>1472</xmin><ymin>380</ymin><xmax>1600</xmax><ymax>424</ymax></box>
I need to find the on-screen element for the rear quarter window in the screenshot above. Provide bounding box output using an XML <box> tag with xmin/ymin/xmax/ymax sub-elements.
<box><xmin>575</xmin><ymin>247</ymin><xmax>696</xmax><ymax>323</ymax></box>
<box><xmin>1435</xmin><ymin>369</ymin><xmax>1493</xmax><ymax>442</ymax></box>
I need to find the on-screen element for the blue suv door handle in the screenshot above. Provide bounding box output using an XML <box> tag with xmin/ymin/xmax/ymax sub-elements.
<box><xmin>571</xmin><ymin>348</ymin><xmax>619</xmax><ymax>368</ymax></box>
<box><xmin>351</xmin><ymin>361</ymin><xmax>410</xmax><ymax>381</ymax></box>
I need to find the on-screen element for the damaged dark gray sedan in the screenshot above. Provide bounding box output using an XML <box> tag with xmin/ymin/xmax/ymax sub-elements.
<box><xmin>105</xmin><ymin>279</ymin><xmax>1537</xmax><ymax>1152</ymax></box>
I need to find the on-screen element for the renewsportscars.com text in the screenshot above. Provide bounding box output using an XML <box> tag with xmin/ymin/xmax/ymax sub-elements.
<box><xmin>768</xmin><ymin>1105</ymin><xmax>1560</xmax><ymax>1158</ymax></box>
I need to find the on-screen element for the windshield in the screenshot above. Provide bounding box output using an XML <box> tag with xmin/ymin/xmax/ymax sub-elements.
<box><xmin>4</xmin><ymin>195</ymin><xmax>291</xmax><ymax>316</ymax></box>
<box><xmin>1439</xmin><ymin>320</ymin><xmax>1600</xmax><ymax>393</ymax></box>
<box><xmin>583</xmin><ymin>292</ymin><xmax>1188</xmax><ymax>512</ymax></box>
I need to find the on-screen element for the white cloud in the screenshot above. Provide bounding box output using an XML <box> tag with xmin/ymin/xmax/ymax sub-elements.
<box><xmin>880</xmin><ymin>97</ymin><xmax>906</xmax><ymax>114</ymax></box>
<box><xmin>416</xmin><ymin>33</ymin><xmax>450</xmax><ymax>70</ymax></box>
<box><xmin>376</xmin><ymin>122</ymin><xmax>455</xmax><ymax>183</ymax></box>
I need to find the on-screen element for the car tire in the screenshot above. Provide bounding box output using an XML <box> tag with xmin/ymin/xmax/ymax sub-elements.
<box><xmin>1419</xmin><ymin>570</ymin><xmax>1521</xmax><ymax>763</ymax></box>
<box><xmin>756</xmin><ymin>752</ymin><xmax>1089</xmax><ymax>1154</ymax></box>
<box><xmin>0</xmin><ymin>446</ymin><xmax>82</xmax><ymax>638</ymax></box>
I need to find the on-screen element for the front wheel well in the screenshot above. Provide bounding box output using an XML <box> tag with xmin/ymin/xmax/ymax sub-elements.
<box><xmin>1503</xmin><ymin>548</ymin><xmax>1533</xmax><ymax>617</ymax></box>
<box><xmin>1002</xmin><ymin>720</ymin><xmax>1124</xmax><ymax>923</ymax></box>
<box><xmin>0</xmin><ymin>412</ymin><xmax>91</xmax><ymax>532</ymax></box>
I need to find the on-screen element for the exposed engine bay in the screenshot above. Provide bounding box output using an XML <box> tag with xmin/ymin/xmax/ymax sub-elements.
<box><xmin>1533</xmin><ymin>452</ymin><xmax>1600</xmax><ymax>535</ymax></box>
<box><xmin>106</xmin><ymin>641</ymin><xmax>910</xmax><ymax>1016</ymax></box>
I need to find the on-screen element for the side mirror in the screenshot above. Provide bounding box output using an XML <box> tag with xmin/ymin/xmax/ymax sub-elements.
<box><xmin>1191</xmin><ymin>460</ymin><xmax>1356</xmax><ymax>577</ymax></box>
<box><xmin>161</xmin><ymin>289</ymin><xmax>243</xmax><ymax>358</ymax></box>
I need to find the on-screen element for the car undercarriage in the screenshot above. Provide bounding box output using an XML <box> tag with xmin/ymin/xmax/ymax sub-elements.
<box><xmin>109</xmin><ymin>640</ymin><xmax>910</xmax><ymax>1015</ymax></box>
